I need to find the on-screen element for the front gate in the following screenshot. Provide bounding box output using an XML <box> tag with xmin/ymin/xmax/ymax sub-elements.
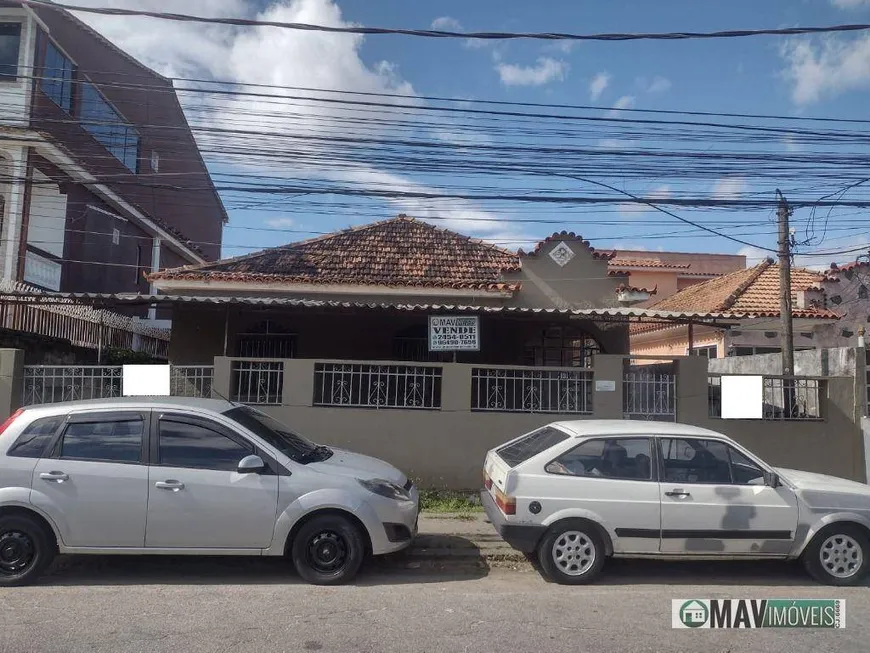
<box><xmin>623</xmin><ymin>360</ymin><xmax>677</xmax><ymax>421</ymax></box>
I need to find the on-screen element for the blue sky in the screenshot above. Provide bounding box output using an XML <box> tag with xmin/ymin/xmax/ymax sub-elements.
<box><xmin>77</xmin><ymin>0</ymin><xmax>870</xmax><ymax>268</ymax></box>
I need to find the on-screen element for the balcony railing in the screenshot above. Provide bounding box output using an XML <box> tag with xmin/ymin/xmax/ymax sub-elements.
<box><xmin>23</xmin><ymin>366</ymin><xmax>123</xmax><ymax>405</ymax></box>
<box><xmin>708</xmin><ymin>375</ymin><xmax>823</xmax><ymax>420</ymax></box>
<box><xmin>231</xmin><ymin>360</ymin><xmax>284</xmax><ymax>405</ymax></box>
<box><xmin>314</xmin><ymin>362</ymin><xmax>442</xmax><ymax>409</ymax></box>
<box><xmin>471</xmin><ymin>367</ymin><xmax>593</xmax><ymax>414</ymax></box>
<box><xmin>170</xmin><ymin>366</ymin><xmax>214</xmax><ymax>399</ymax></box>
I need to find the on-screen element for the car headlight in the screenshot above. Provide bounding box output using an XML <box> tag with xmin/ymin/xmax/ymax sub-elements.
<box><xmin>358</xmin><ymin>478</ymin><xmax>412</xmax><ymax>502</ymax></box>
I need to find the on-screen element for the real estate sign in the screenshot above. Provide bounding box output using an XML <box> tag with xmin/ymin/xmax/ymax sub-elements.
<box><xmin>428</xmin><ymin>315</ymin><xmax>480</xmax><ymax>351</ymax></box>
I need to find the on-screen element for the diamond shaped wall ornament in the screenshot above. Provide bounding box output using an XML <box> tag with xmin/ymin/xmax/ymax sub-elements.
<box><xmin>548</xmin><ymin>241</ymin><xmax>575</xmax><ymax>267</ymax></box>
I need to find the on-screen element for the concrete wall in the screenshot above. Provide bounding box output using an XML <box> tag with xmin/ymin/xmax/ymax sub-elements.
<box><xmin>678</xmin><ymin>355</ymin><xmax>866</xmax><ymax>484</ymax></box>
<box><xmin>708</xmin><ymin>347</ymin><xmax>863</xmax><ymax>378</ymax></box>
<box><xmin>2</xmin><ymin>348</ymin><xmax>863</xmax><ymax>488</ymax></box>
<box><xmin>215</xmin><ymin>354</ymin><xmax>866</xmax><ymax>488</ymax></box>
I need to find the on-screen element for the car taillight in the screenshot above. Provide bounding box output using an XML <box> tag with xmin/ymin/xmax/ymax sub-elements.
<box><xmin>494</xmin><ymin>486</ymin><xmax>516</xmax><ymax>515</ymax></box>
<box><xmin>483</xmin><ymin>469</ymin><xmax>492</xmax><ymax>490</ymax></box>
<box><xmin>0</xmin><ymin>408</ymin><xmax>24</xmax><ymax>437</ymax></box>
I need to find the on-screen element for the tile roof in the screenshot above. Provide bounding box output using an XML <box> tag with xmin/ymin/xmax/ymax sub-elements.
<box><xmin>644</xmin><ymin>260</ymin><xmax>838</xmax><ymax>319</ymax></box>
<box><xmin>149</xmin><ymin>215</ymin><xmax>523</xmax><ymax>291</ymax></box>
<box><xmin>616</xmin><ymin>284</ymin><xmax>657</xmax><ymax>296</ymax></box>
<box><xmin>609</xmin><ymin>258</ymin><xmax>691</xmax><ymax>270</ymax></box>
<box><xmin>520</xmin><ymin>232</ymin><xmax>615</xmax><ymax>260</ymax></box>
<box><xmin>0</xmin><ymin>290</ymin><xmax>752</xmax><ymax>323</ymax></box>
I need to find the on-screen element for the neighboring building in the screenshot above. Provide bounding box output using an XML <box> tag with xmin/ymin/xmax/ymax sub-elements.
<box><xmin>631</xmin><ymin>260</ymin><xmax>840</xmax><ymax>358</ymax></box>
<box><xmin>0</xmin><ymin>1</ymin><xmax>226</xmax><ymax>316</ymax></box>
<box><xmin>608</xmin><ymin>250</ymin><xmax>746</xmax><ymax>307</ymax></box>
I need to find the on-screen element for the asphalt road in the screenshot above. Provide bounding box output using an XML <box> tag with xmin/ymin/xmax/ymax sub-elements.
<box><xmin>0</xmin><ymin>556</ymin><xmax>867</xmax><ymax>653</ymax></box>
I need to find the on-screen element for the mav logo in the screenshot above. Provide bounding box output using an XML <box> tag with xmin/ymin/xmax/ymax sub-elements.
<box><xmin>672</xmin><ymin>599</ymin><xmax>845</xmax><ymax>629</ymax></box>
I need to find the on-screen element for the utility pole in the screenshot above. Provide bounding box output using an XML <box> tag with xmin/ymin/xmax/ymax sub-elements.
<box><xmin>776</xmin><ymin>189</ymin><xmax>794</xmax><ymax>377</ymax></box>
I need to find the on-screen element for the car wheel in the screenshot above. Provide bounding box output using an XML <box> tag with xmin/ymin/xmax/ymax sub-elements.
<box><xmin>291</xmin><ymin>514</ymin><xmax>366</xmax><ymax>585</ymax></box>
<box><xmin>0</xmin><ymin>515</ymin><xmax>55</xmax><ymax>587</ymax></box>
<box><xmin>537</xmin><ymin>521</ymin><xmax>606</xmax><ymax>585</ymax></box>
<box><xmin>802</xmin><ymin>524</ymin><xmax>870</xmax><ymax>586</ymax></box>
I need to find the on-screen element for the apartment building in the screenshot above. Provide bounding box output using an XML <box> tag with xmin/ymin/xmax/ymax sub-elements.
<box><xmin>0</xmin><ymin>1</ymin><xmax>226</xmax><ymax>317</ymax></box>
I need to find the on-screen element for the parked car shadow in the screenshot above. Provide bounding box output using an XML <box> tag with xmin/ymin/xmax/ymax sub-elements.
<box><xmin>37</xmin><ymin>536</ymin><xmax>489</xmax><ymax>587</ymax></box>
<box><xmin>595</xmin><ymin>558</ymin><xmax>869</xmax><ymax>587</ymax></box>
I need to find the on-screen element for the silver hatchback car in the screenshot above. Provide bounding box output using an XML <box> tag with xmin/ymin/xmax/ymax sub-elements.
<box><xmin>0</xmin><ymin>398</ymin><xmax>419</xmax><ymax>586</ymax></box>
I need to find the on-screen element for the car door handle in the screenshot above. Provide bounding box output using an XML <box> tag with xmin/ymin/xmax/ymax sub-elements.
<box><xmin>665</xmin><ymin>489</ymin><xmax>691</xmax><ymax>497</ymax></box>
<box><xmin>155</xmin><ymin>480</ymin><xmax>185</xmax><ymax>491</ymax></box>
<box><xmin>39</xmin><ymin>471</ymin><xmax>69</xmax><ymax>483</ymax></box>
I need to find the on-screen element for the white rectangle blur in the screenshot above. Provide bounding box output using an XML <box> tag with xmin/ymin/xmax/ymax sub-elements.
<box><xmin>123</xmin><ymin>365</ymin><xmax>170</xmax><ymax>396</ymax></box>
<box><xmin>721</xmin><ymin>375</ymin><xmax>763</xmax><ymax>419</ymax></box>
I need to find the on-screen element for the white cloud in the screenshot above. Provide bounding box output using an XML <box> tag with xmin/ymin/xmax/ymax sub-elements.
<box><xmin>431</xmin><ymin>16</ymin><xmax>462</xmax><ymax>31</ymax></box>
<box><xmin>264</xmin><ymin>218</ymin><xmax>296</xmax><ymax>228</ymax></box>
<box><xmin>549</xmin><ymin>41</ymin><xmax>576</xmax><ymax>54</ymax></box>
<box><xmin>72</xmin><ymin>0</ymin><xmax>530</xmax><ymax>245</ymax></box>
<box><xmin>589</xmin><ymin>72</ymin><xmax>610</xmax><ymax>101</ymax></box>
<box><xmin>496</xmin><ymin>57</ymin><xmax>569</xmax><ymax>86</ymax></box>
<box><xmin>646</xmin><ymin>76</ymin><xmax>672</xmax><ymax>93</ymax></box>
<box><xmin>831</xmin><ymin>0</ymin><xmax>870</xmax><ymax>8</ymax></box>
<box><xmin>782</xmin><ymin>135</ymin><xmax>803</xmax><ymax>152</ymax></box>
<box><xmin>780</xmin><ymin>35</ymin><xmax>870</xmax><ymax>105</ymax></box>
<box><xmin>607</xmin><ymin>95</ymin><xmax>635</xmax><ymax>117</ymax></box>
<box><xmin>711</xmin><ymin>177</ymin><xmax>749</xmax><ymax>201</ymax></box>
<box><xmin>617</xmin><ymin>185</ymin><xmax>671</xmax><ymax>216</ymax></box>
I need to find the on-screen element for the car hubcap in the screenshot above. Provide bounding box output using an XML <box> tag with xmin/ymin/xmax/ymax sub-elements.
<box><xmin>307</xmin><ymin>531</ymin><xmax>348</xmax><ymax>573</ymax></box>
<box><xmin>0</xmin><ymin>531</ymin><xmax>35</xmax><ymax>576</ymax></box>
<box><xmin>552</xmin><ymin>530</ymin><xmax>595</xmax><ymax>576</ymax></box>
<box><xmin>820</xmin><ymin>534</ymin><xmax>863</xmax><ymax>579</ymax></box>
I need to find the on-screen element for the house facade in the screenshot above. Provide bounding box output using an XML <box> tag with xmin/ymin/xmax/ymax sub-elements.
<box><xmin>149</xmin><ymin>217</ymin><xmax>642</xmax><ymax>367</ymax></box>
<box><xmin>0</xmin><ymin>1</ymin><xmax>226</xmax><ymax>316</ymax></box>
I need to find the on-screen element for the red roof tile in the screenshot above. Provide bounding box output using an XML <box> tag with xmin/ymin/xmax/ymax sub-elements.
<box><xmin>149</xmin><ymin>215</ymin><xmax>523</xmax><ymax>291</ymax></box>
<box><xmin>609</xmin><ymin>258</ymin><xmax>691</xmax><ymax>270</ymax></box>
<box><xmin>645</xmin><ymin>260</ymin><xmax>837</xmax><ymax>319</ymax></box>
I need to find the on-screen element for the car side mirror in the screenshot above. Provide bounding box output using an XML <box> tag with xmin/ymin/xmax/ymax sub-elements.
<box><xmin>238</xmin><ymin>455</ymin><xmax>265</xmax><ymax>474</ymax></box>
<box><xmin>764</xmin><ymin>471</ymin><xmax>780</xmax><ymax>488</ymax></box>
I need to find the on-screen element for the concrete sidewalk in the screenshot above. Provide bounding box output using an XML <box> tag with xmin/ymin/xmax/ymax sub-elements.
<box><xmin>382</xmin><ymin>512</ymin><xmax>532</xmax><ymax>571</ymax></box>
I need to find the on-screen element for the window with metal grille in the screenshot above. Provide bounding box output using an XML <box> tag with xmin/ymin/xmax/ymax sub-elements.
<box><xmin>524</xmin><ymin>326</ymin><xmax>601</xmax><ymax>368</ymax></box>
<box><xmin>392</xmin><ymin>324</ymin><xmax>450</xmax><ymax>362</ymax></box>
<box><xmin>236</xmin><ymin>320</ymin><xmax>296</xmax><ymax>359</ymax></box>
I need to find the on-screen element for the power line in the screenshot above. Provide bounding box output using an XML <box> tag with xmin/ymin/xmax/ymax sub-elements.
<box><xmin>26</xmin><ymin>2</ymin><xmax>870</xmax><ymax>42</ymax></box>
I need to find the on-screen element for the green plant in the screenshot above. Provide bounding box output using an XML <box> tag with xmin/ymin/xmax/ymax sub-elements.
<box><xmin>418</xmin><ymin>488</ymin><xmax>482</xmax><ymax>514</ymax></box>
<box><xmin>104</xmin><ymin>348</ymin><xmax>159</xmax><ymax>365</ymax></box>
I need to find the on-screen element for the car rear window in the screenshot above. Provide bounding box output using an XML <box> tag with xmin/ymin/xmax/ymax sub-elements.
<box><xmin>496</xmin><ymin>426</ymin><xmax>569</xmax><ymax>467</ymax></box>
<box><xmin>7</xmin><ymin>416</ymin><xmax>63</xmax><ymax>459</ymax></box>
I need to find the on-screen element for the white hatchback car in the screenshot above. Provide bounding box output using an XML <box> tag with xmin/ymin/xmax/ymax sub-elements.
<box><xmin>0</xmin><ymin>398</ymin><xmax>418</xmax><ymax>586</ymax></box>
<box><xmin>482</xmin><ymin>420</ymin><xmax>870</xmax><ymax>586</ymax></box>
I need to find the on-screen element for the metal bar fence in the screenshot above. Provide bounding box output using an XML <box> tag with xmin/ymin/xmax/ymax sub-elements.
<box><xmin>707</xmin><ymin>375</ymin><xmax>823</xmax><ymax>420</ymax></box>
<box><xmin>231</xmin><ymin>361</ymin><xmax>284</xmax><ymax>405</ymax></box>
<box><xmin>170</xmin><ymin>366</ymin><xmax>214</xmax><ymax>399</ymax></box>
<box><xmin>313</xmin><ymin>363</ymin><xmax>442</xmax><ymax>409</ymax></box>
<box><xmin>22</xmin><ymin>366</ymin><xmax>123</xmax><ymax>405</ymax></box>
<box><xmin>623</xmin><ymin>370</ymin><xmax>677</xmax><ymax>421</ymax></box>
<box><xmin>470</xmin><ymin>368</ymin><xmax>593</xmax><ymax>414</ymax></box>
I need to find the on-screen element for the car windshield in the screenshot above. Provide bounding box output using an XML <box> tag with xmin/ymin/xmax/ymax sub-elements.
<box><xmin>223</xmin><ymin>406</ymin><xmax>327</xmax><ymax>463</ymax></box>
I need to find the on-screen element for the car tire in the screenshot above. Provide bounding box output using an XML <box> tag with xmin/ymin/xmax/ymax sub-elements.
<box><xmin>0</xmin><ymin>514</ymin><xmax>55</xmax><ymax>587</ymax></box>
<box><xmin>537</xmin><ymin>520</ymin><xmax>606</xmax><ymax>585</ymax></box>
<box><xmin>802</xmin><ymin>523</ymin><xmax>870</xmax><ymax>586</ymax></box>
<box><xmin>291</xmin><ymin>514</ymin><xmax>366</xmax><ymax>585</ymax></box>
